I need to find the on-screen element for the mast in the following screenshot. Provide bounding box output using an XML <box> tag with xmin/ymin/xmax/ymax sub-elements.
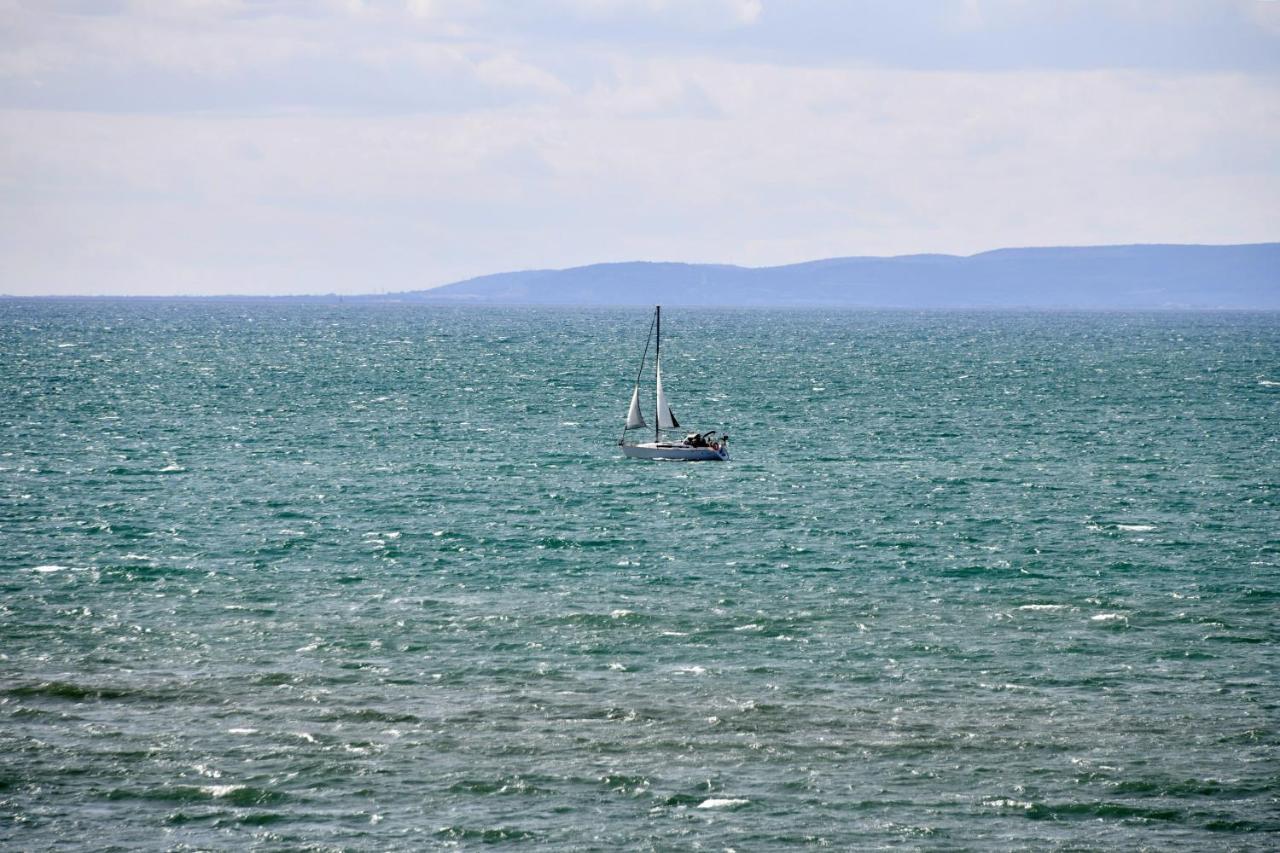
<box><xmin>620</xmin><ymin>309</ymin><xmax>655</xmax><ymax>446</ymax></box>
<box><xmin>654</xmin><ymin>305</ymin><xmax>660</xmax><ymax>444</ymax></box>
<box><xmin>653</xmin><ymin>304</ymin><xmax>679</xmax><ymax>437</ymax></box>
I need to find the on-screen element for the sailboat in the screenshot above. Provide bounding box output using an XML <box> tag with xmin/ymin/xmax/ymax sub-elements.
<box><xmin>618</xmin><ymin>306</ymin><xmax>729</xmax><ymax>461</ymax></box>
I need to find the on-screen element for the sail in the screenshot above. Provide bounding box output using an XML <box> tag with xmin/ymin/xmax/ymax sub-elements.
<box><xmin>656</xmin><ymin>361</ymin><xmax>679</xmax><ymax>430</ymax></box>
<box><xmin>625</xmin><ymin>386</ymin><xmax>647</xmax><ymax>429</ymax></box>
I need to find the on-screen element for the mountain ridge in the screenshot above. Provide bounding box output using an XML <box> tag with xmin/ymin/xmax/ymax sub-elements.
<box><xmin>386</xmin><ymin>243</ymin><xmax>1279</xmax><ymax>308</ymax></box>
<box><xmin>7</xmin><ymin>243</ymin><xmax>1276</xmax><ymax>306</ymax></box>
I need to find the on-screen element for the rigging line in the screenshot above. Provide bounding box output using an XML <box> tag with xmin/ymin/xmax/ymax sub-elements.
<box><xmin>618</xmin><ymin>308</ymin><xmax>657</xmax><ymax>446</ymax></box>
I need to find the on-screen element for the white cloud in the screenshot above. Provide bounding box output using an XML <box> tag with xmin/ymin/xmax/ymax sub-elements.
<box><xmin>474</xmin><ymin>53</ymin><xmax>572</xmax><ymax>98</ymax></box>
<box><xmin>555</xmin><ymin>0</ymin><xmax>762</xmax><ymax>27</ymax></box>
<box><xmin>1246</xmin><ymin>0</ymin><xmax>1280</xmax><ymax>35</ymax></box>
<box><xmin>3</xmin><ymin>61</ymin><xmax>1276</xmax><ymax>295</ymax></box>
<box><xmin>0</xmin><ymin>2</ymin><xmax>1276</xmax><ymax>294</ymax></box>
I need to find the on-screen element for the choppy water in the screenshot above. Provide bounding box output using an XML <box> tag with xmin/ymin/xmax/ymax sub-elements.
<box><xmin>2</xmin><ymin>301</ymin><xmax>1277</xmax><ymax>850</ymax></box>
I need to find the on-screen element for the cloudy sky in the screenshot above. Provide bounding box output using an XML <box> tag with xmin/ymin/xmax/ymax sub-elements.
<box><xmin>2</xmin><ymin>0</ymin><xmax>1278</xmax><ymax>295</ymax></box>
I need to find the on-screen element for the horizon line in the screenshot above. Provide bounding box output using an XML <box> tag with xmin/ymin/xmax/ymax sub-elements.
<box><xmin>4</xmin><ymin>240</ymin><xmax>1277</xmax><ymax>300</ymax></box>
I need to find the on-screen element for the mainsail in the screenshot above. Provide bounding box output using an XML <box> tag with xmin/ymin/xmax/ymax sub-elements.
<box><xmin>625</xmin><ymin>386</ymin><xmax>647</xmax><ymax>429</ymax></box>
<box><xmin>656</xmin><ymin>361</ymin><xmax>679</xmax><ymax>430</ymax></box>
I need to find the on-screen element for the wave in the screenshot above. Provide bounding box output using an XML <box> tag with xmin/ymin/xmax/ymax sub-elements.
<box><xmin>434</xmin><ymin>826</ymin><xmax>540</xmax><ymax>843</ymax></box>
<box><xmin>696</xmin><ymin>797</ymin><xmax>750</xmax><ymax>809</ymax></box>
<box><xmin>1023</xmin><ymin>800</ymin><xmax>1186</xmax><ymax>822</ymax></box>
<box><xmin>446</xmin><ymin>776</ymin><xmax>552</xmax><ymax>796</ymax></box>
<box><xmin>313</xmin><ymin>708</ymin><xmax>422</xmax><ymax>724</ymax></box>
<box><xmin>105</xmin><ymin>784</ymin><xmax>287</xmax><ymax>807</ymax></box>
<box><xmin>4</xmin><ymin>681</ymin><xmax>161</xmax><ymax>702</ymax></box>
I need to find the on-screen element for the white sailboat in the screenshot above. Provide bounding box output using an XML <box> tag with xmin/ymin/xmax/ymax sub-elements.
<box><xmin>619</xmin><ymin>305</ymin><xmax>729</xmax><ymax>461</ymax></box>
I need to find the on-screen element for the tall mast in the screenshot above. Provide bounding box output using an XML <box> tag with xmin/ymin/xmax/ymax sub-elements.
<box><xmin>620</xmin><ymin>308</ymin><xmax>655</xmax><ymax>446</ymax></box>
<box><xmin>654</xmin><ymin>305</ymin><xmax>661</xmax><ymax>444</ymax></box>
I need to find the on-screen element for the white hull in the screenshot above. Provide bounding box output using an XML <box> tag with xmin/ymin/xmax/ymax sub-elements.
<box><xmin>621</xmin><ymin>442</ymin><xmax>728</xmax><ymax>461</ymax></box>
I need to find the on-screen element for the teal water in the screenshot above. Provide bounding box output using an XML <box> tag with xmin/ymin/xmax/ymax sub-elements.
<box><xmin>2</xmin><ymin>302</ymin><xmax>1277</xmax><ymax>849</ymax></box>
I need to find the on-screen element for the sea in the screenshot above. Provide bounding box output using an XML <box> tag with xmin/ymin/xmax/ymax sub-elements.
<box><xmin>1</xmin><ymin>301</ymin><xmax>1277</xmax><ymax>850</ymax></box>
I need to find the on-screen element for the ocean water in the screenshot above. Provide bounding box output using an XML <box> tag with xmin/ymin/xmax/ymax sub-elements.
<box><xmin>1</xmin><ymin>301</ymin><xmax>1277</xmax><ymax>850</ymax></box>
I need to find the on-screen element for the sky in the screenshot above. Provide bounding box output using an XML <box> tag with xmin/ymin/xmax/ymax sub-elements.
<box><xmin>1</xmin><ymin>0</ymin><xmax>1278</xmax><ymax>296</ymax></box>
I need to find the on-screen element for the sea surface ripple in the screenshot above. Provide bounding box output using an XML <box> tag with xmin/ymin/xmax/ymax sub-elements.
<box><xmin>1</xmin><ymin>302</ymin><xmax>1277</xmax><ymax>849</ymax></box>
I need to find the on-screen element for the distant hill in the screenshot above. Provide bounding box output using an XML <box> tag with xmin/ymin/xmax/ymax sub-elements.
<box><xmin>384</xmin><ymin>244</ymin><xmax>1280</xmax><ymax>308</ymax></box>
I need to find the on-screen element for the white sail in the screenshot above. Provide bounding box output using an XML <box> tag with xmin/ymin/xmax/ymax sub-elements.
<box><xmin>625</xmin><ymin>386</ymin><xmax>647</xmax><ymax>429</ymax></box>
<box><xmin>656</xmin><ymin>361</ymin><xmax>679</xmax><ymax>430</ymax></box>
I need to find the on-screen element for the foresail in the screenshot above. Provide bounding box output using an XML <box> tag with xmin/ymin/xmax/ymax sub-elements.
<box><xmin>656</xmin><ymin>362</ymin><xmax>679</xmax><ymax>430</ymax></box>
<box><xmin>625</xmin><ymin>386</ymin><xmax>647</xmax><ymax>429</ymax></box>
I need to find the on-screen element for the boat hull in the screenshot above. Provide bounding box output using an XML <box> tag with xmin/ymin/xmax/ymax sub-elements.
<box><xmin>621</xmin><ymin>442</ymin><xmax>728</xmax><ymax>461</ymax></box>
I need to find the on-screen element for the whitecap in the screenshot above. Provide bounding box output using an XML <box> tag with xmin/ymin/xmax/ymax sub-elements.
<box><xmin>1258</xmin><ymin>379</ymin><xmax>1280</xmax><ymax>387</ymax></box>
<box><xmin>202</xmin><ymin>785</ymin><xmax>245</xmax><ymax>798</ymax></box>
<box><xmin>227</xmin><ymin>727</ymin><xmax>258</xmax><ymax>735</ymax></box>
<box><xmin>608</xmin><ymin>662</ymin><xmax>627</xmax><ymax>671</ymax></box>
<box><xmin>610</xmin><ymin>609</ymin><xmax>633</xmax><ymax>618</ymax></box>
<box><xmin>1117</xmin><ymin>524</ymin><xmax>1155</xmax><ymax>532</ymax></box>
<box><xmin>674</xmin><ymin>665</ymin><xmax>706</xmax><ymax>676</ymax></box>
<box><xmin>1017</xmin><ymin>604</ymin><xmax>1069</xmax><ymax>612</ymax></box>
<box><xmin>982</xmin><ymin>797</ymin><xmax>1033</xmax><ymax>810</ymax></box>
<box><xmin>697</xmin><ymin>798</ymin><xmax>749</xmax><ymax>809</ymax></box>
<box><xmin>31</xmin><ymin>565</ymin><xmax>67</xmax><ymax>573</ymax></box>
<box><xmin>1091</xmin><ymin>613</ymin><xmax>1128</xmax><ymax>623</ymax></box>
